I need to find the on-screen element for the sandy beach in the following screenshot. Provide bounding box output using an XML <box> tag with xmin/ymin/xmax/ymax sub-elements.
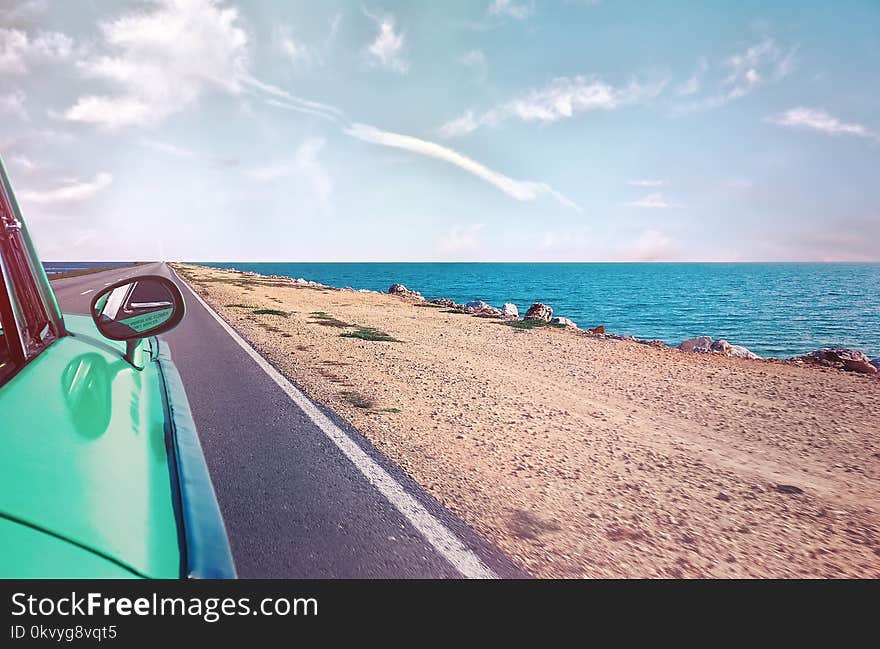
<box><xmin>173</xmin><ymin>263</ymin><xmax>880</xmax><ymax>578</ymax></box>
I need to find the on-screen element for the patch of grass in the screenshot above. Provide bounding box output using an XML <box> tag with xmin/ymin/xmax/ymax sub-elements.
<box><xmin>340</xmin><ymin>327</ymin><xmax>401</xmax><ymax>342</ymax></box>
<box><xmin>414</xmin><ymin>303</ymin><xmax>444</xmax><ymax>308</ymax></box>
<box><xmin>226</xmin><ymin>303</ymin><xmax>254</xmax><ymax>308</ymax></box>
<box><xmin>376</xmin><ymin>407</ymin><xmax>402</xmax><ymax>414</ymax></box>
<box><xmin>309</xmin><ymin>312</ymin><xmax>353</xmax><ymax>328</ymax></box>
<box><xmin>441</xmin><ymin>309</ymin><xmax>470</xmax><ymax>314</ymax></box>
<box><xmin>502</xmin><ymin>319</ymin><xmax>564</xmax><ymax>330</ymax></box>
<box><xmin>252</xmin><ymin>308</ymin><xmax>288</xmax><ymax>316</ymax></box>
<box><xmin>340</xmin><ymin>390</ymin><xmax>376</xmax><ymax>409</ymax></box>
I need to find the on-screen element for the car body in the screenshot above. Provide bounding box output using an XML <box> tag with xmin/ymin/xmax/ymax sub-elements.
<box><xmin>0</xmin><ymin>155</ymin><xmax>234</xmax><ymax>578</ymax></box>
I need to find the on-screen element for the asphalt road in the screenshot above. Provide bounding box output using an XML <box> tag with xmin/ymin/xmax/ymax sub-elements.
<box><xmin>51</xmin><ymin>262</ymin><xmax>524</xmax><ymax>578</ymax></box>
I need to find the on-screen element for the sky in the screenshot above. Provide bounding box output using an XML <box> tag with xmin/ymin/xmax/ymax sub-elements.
<box><xmin>0</xmin><ymin>0</ymin><xmax>878</xmax><ymax>262</ymax></box>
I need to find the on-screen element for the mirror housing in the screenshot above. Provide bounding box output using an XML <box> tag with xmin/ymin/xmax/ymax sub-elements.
<box><xmin>90</xmin><ymin>275</ymin><xmax>185</xmax><ymax>352</ymax></box>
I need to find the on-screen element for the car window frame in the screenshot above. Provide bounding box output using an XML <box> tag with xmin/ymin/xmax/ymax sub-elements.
<box><xmin>0</xmin><ymin>156</ymin><xmax>63</xmax><ymax>386</ymax></box>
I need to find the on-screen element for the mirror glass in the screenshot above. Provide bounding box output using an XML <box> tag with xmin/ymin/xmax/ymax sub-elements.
<box><xmin>91</xmin><ymin>276</ymin><xmax>183</xmax><ymax>340</ymax></box>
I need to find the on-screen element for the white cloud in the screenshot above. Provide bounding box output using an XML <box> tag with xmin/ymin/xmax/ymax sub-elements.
<box><xmin>19</xmin><ymin>172</ymin><xmax>112</xmax><ymax>205</ymax></box>
<box><xmin>246</xmin><ymin>139</ymin><xmax>332</xmax><ymax>213</ymax></box>
<box><xmin>0</xmin><ymin>1</ymin><xmax>48</xmax><ymax>23</ymax></box>
<box><xmin>62</xmin><ymin>0</ymin><xmax>249</xmax><ymax>129</ymax></box>
<box><xmin>436</xmin><ymin>224</ymin><xmax>485</xmax><ymax>255</ymax></box>
<box><xmin>488</xmin><ymin>0</ymin><xmax>534</xmax><ymax>20</ymax></box>
<box><xmin>138</xmin><ymin>137</ymin><xmax>196</xmax><ymax>158</ymax></box>
<box><xmin>680</xmin><ymin>39</ymin><xmax>794</xmax><ymax>111</ymax></box>
<box><xmin>0</xmin><ymin>28</ymin><xmax>72</xmax><ymax>75</ymax></box>
<box><xmin>345</xmin><ymin>122</ymin><xmax>578</xmax><ymax>209</ymax></box>
<box><xmin>627</xmin><ymin>179</ymin><xmax>665</xmax><ymax>187</ymax></box>
<box><xmin>767</xmin><ymin>107</ymin><xmax>879</xmax><ymax>142</ymax></box>
<box><xmin>626</xmin><ymin>193</ymin><xmax>682</xmax><ymax>209</ymax></box>
<box><xmin>0</xmin><ymin>89</ymin><xmax>28</xmax><ymax>120</ymax></box>
<box><xmin>436</xmin><ymin>110</ymin><xmax>479</xmax><ymax>139</ymax></box>
<box><xmin>438</xmin><ymin>76</ymin><xmax>665</xmax><ymax>137</ymax></box>
<box><xmin>363</xmin><ymin>9</ymin><xmax>408</xmax><ymax>73</ymax></box>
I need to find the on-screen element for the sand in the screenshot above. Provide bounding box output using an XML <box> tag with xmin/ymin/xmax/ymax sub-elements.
<box><xmin>173</xmin><ymin>263</ymin><xmax>880</xmax><ymax>578</ymax></box>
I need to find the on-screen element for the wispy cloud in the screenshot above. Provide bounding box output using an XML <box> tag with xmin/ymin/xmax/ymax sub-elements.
<box><xmin>274</xmin><ymin>25</ymin><xmax>315</xmax><ymax>67</ymax></box>
<box><xmin>628</xmin><ymin>179</ymin><xmax>665</xmax><ymax>187</ymax></box>
<box><xmin>272</xmin><ymin>15</ymin><xmax>340</xmax><ymax>70</ymax></box>
<box><xmin>488</xmin><ymin>0</ymin><xmax>534</xmax><ymax>20</ymax></box>
<box><xmin>626</xmin><ymin>193</ymin><xmax>682</xmax><ymax>209</ymax></box>
<box><xmin>459</xmin><ymin>49</ymin><xmax>487</xmax><ymax>82</ymax></box>
<box><xmin>258</xmin><ymin>74</ymin><xmax>577</xmax><ymax>209</ymax></box>
<box><xmin>675</xmin><ymin>57</ymin><xmax>708</xmax><ymax>97</ymax></box>
<box><xmin>8</xmin><ymin>154</ymin><xmax>38</xmax><ymax>173</ymax></box>
<box><xmin>138</xmin><ymin>137</ymin><xmax>196</xmax><ymax>158</ymax></box>
<box><xmin>0</xmin><ymin>89</ymin><xmax>28</xmax><ymax>120</ymax></box>
<box><xmin>345</xmin><ymin>122</ymin><xmax>578</xmax><ymax>209</ymax></box>
<box><xmin>438</xmin><ymin>75</ymin><xmax>666</xmax><ymax>137</ymax></box>
<box><xmin>678</xmin><ymin>39</ymin><xmax>794</xmax><ymax>111</ymax></box>
<box><xmin>19</xmin><ymin>172</ymin><xmax>112</xmax><ymax>205</ymax></box>
<box><xmin>766</xmin><ymin>107</ymin><xmax>879</xmax><ymax>142</ymax></box>
<box><xmin>0</xmin><ymin>27</ymin><xmax>73</xmax><ymax>74</ymax></box>
<box><xmin>363</xmin><ymin>8</ymin><xmax>409</xmax><ymax>73</ymax></box>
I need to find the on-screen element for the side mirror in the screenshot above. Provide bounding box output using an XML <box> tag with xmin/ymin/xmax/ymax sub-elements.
<box><xmin>90</xmin><ymin>275</ymin><xmax>185</xmax><ymax>342</ymax></box>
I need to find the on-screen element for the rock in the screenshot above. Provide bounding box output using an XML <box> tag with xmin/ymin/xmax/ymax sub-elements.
<box><xmin>388</xmin><ymin>283</ymin><xmax>423</xmax><ymax>301</ymax></box>
<box><xmin>524</xmin><ymin>302</ymin><xmax>553</xmax><ymax>321</ymax></box>
<box><xmin>871</xmin><ymin>357</ymin><xmax>880</xmax><ymax>371</ymax></box>
<box><xmin>729</xmin><ymin>344</ymin><xmax>762</xmax><ymax>360</ymax></box>
<box><xmin>465</xmin><ymin>300</ymin><xmax>490</xmax><ymax>312</ymax></box>
<box><xmin>710</xmin><ymin>339</ymin><xmax>732</xmax><ymax>355</ymax></box>
<box><xmin>428</xmin><ymin>298</ymin><xmax>456</xmax><ymax>308</ymax></box>
<box><xmin>586</xmin><ymin>325</ymin><xmax>605</xmax><ymax>335</ymax></box>
<box><xmin>501</xmin><ymin>303</ymin><xmax>519</xmax><ymax>318</ymax></box>
<box><xmin>774</xmin><ymin>484</ymin><xmax>804</xmax><ymax>495</ymax></box>
<box><xmin>679</xmin><ymin>336</ymin><xmax>713</xmax><ymax>353</ymax></box>
<box><xmin>792</xmin><ymin>348</ymin><xmax>877</xmax><ymax>374</ymax></box>
<box><xmin>477</xmin><ymin>306</ymin><xmax>503</xmax><ymax>318</ymax></box>
<box><xmin>551</xmin><ymin>317</ymin><xmax>577</xmax><ymax>328</ymax></box>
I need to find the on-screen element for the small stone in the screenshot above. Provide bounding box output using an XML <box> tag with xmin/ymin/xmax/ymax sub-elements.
<box><xmin>501</xmin><ymin>303</ymin><xmax>519</xmax><ymax>318</ymax></box>
<box><xmin>774</xmin><ymin>484</ymin><xmax>804</xmax><ymax>495</ymax></box>
<box><xmin>524</xmin><ymin>302</ymin><xmax>553</xmax><ymax>321</ymax></box>
<box><xmin>716</xmin><ymin>492</ymin><xmax>731</xmax><ymax>502</ymax></box>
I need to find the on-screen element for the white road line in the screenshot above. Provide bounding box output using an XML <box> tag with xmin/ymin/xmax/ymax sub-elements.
<box><xmin>170</xmin><ymin>266</ymin><xmax>498</xmax><ymax>579</ymax></box>
<box><xmin>80</xmin><ymin>289</ymin><xmax>94</xmax><ymax>295</ymax></box>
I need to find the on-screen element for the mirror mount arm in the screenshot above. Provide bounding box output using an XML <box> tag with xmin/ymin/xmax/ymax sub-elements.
<box><xmin>125</xmin><ymin>338</ymin><xmax>145</xmax><ymax>370</ymax></box>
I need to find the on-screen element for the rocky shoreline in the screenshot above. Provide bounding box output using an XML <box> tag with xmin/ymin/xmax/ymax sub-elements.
<box><xmin>384</xmin><ymin>281</ymin><xmax>880</xmax><ymax>377</ymax></box>
<box><xmin>200</xmin><ymin>268</ymin><xmax>880</xmax><ymax>377</ymax></box>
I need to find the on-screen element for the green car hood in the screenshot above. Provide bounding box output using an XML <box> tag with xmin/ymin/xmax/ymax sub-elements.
<box><xmin>0</xmin><ymin>314</ymin><xmax>180</xmax><ymax>578</ymax></box>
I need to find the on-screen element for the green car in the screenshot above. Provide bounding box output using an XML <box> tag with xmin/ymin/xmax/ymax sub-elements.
<box><xmin>0</xmin><ymin>157</ymin><xmax>235</xmax><ymax>579</ymax></box>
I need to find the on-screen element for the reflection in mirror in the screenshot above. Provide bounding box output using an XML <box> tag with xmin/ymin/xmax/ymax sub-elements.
<box><xmin>92</xmin><ymin>278</ymin><xmax>176</xmax><ymax>340</ymax></box>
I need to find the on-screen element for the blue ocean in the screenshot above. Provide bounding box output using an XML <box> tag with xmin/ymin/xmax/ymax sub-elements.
<box><xmin>200</xmin><ymin>262</ymin><xmax>880</xmax><ymax>359</ymax></box>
